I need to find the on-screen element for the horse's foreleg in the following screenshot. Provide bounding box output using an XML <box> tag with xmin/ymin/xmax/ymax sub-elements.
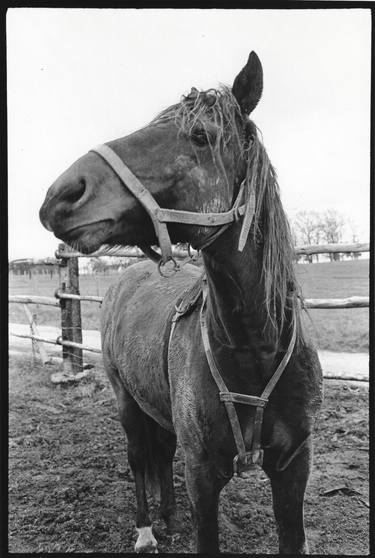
<box><xmin>108</xmin><ymin>370</ymin><xmax>158</xmax><ymax>554</ymax></box>
<box><xmin>263</xmin><ymin>438</ymin><xmax>313</xmax><ymax>554</ymax></box>
<box><xmin>184</xmin><ymin>452</ymin><xmax>222</xmax><ymax>554</ymax></box>
<box><xmin>156</xmin><ymin>428</ymin><xmax>178</xmax><ymax>534</ymax></box>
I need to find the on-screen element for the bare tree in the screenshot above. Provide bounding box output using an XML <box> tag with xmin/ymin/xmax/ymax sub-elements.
<box><xmin>347</xmin><ymin>220</ymin><xmax>362</xmax><ymax>260</ymax></box>
<box><xmin>90</xmin><ymin>257</ymin><xmax>109</xmax><ymax>274</ymax></box>
<box><xmin>318</xmin><ymin>209</ymin><xmax>345</xmax><ymax>261</ymax></box>
<box><xmin>292</xmin><ymin>210</ymin><xmax>323</xmax><ymax>262</ymax></box>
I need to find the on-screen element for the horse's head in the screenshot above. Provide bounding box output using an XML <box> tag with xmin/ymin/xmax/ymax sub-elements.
<box><xmin>39</xmin><ymin>52</ymin><xmax>263</xmax><ymax>255</ymax></box>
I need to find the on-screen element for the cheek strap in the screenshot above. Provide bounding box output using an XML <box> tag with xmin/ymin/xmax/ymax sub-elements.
<box><xmin>90</xmin><ymin>144</ymin><xmax>173</xmax><ymax>264</ymax></box>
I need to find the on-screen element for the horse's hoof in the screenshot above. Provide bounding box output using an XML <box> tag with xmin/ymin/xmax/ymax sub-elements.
<box><xmin>135</xmin><ymin>526</ymin><xmax>158</xmax><ymax>553</ymax></box>
<box><xmin>135</xmin><ymin>545</ymin><xmax>158</xmax><ymax>554</ymax></box>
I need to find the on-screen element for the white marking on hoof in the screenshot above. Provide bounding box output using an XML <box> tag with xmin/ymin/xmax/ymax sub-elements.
<box><xmin>135</xmin><ymin>526</ymin><xmax>158</xmax><ymax>553</ymax></box>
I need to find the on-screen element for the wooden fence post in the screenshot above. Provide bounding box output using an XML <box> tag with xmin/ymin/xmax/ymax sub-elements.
<box><xmin>56</xmin><ymin>243</ymin><xmax>83</xmax><ymax>374</ymax></box>
<box><xmin>22</xmin><ymin>304</ymin><xmax>51</xmax><ymax>364</ymax></box>
<box><xmin>57</xmin><ymin>245</ymin><xmax>72</xmax><ymax>375</ymax></box>
<box><xmin>67</xmin><ymin>252</ymin><xmax>83</xmax><ymax>373</ymax></box>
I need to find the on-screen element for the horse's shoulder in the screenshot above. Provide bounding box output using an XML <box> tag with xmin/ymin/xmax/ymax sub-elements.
<box><xmin>101</xmin><ymin>260</ymin><xmax>202</xmax><ymax>318</ymax></box>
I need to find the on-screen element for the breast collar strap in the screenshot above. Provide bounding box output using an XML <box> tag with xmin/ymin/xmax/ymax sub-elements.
<box><xmin>90</xmin><ymin>144</ymin><xmax>249</xmax><ymax>265</ymax></box>
<box><xmin>198</xmin><ymin>280</ymin><xmax>296</xmax><ymax>477</ymax></box>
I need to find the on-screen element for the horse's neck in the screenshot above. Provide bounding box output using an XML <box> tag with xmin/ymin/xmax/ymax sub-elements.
<box><xmin>202</xmin><ymin>223</ymin><xmax>278</xmax><ymax>385</ymax></box>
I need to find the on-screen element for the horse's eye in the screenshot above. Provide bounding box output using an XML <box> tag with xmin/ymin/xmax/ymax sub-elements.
<box><xmin>191</xmin><ymin>128</ymin><xmax>209</xmax><ymax>147</ymax></box>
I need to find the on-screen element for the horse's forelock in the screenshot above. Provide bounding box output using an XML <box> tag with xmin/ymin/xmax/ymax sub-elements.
<box><xmin>152</xmin><ymin>85</ymin><xmax>243</xmax><ymax>148</ymax></box>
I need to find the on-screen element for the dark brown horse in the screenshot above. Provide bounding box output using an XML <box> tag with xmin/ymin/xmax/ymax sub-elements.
<box><xmin>40</xmin><ymin>52</ymin><xmax>323</xmax><ymax>554</ymax></box>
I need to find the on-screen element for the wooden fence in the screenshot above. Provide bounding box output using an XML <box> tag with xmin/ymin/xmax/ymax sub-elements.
<box><xmin>9</xmin><ymin>241</ymin><xmax>369</xmax><ymax>378</ymax></box>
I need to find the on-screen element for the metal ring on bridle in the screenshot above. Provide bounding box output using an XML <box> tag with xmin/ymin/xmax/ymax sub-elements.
<box><xmin>157</xmin><ymin>257</ymin><xmax>179</xmax><ymax>277</ymax></box>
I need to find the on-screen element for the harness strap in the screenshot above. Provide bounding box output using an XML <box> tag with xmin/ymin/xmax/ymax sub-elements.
<box><xmin>199</xmin><ymin>288</ymin><xmax>247</xmax><ymax>457</ymax></box>
<box><xmin>238</xmin><ymin>184</ymin><xmax>256</xmax><ymax>252</ymax></box>
<box><xmin>155</xmin><ymin>201</ymin><xmax>245</xmax><ymax>226</ymax></box>
<box><xmin>196</xmin><ymin>181</ymin><xmax>247</xmax><ymax>251</ymax></box>
<box><xmin>260</xmin><ymin>314</ymin><xmax>297</xmax><ymax>401</ymax></box>
<box><xmin>90</xmin><ymin>145</ymin><xmax>173</xmax><ymax>264</ymax></box>
<box><xmin>250</xmin><ymin>406</ymin><xmax>265</xmax><ymax>467</ymax></box>
<box><xmin>247</xmin><ymin>308</ymin><xmax>298</xmax><ymax>464</ymax></box>
<box><xmin>199</xmin><ymin>281</ymin><xmax>297</xmax><ymax>475</ymax></box>
<box><xmin>167</xmin><ymin>275</ymin><xmax>205</xmax><ymax>369</ymax></box>
<box><xmin>168</xmin><ymin>279</ymin><xmax>297</xmax><ymax>476</ymax></box>
<box><xmin>219</xmin><ymin>392</ymin><xmax>268</xmax><ymax>406</ymax></box>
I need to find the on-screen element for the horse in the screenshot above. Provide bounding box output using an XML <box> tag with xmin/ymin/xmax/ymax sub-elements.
<box><xmin>39</xmin><ymin>51</ymin><xmax>323</xmax><ymax>554</ymax></box>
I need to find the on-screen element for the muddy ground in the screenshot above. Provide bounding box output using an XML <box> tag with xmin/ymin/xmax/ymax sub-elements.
<box><xmin>9</xmin><ymin>354</ymin><xmax>369</xmax><ymax>554</ymax></box>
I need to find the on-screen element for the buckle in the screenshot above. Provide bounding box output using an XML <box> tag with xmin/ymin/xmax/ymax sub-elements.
<box><xmin>157</xmin><ymin>257</ymin><xmax>179</xmax><ymax>277</ymax></box>
<box><xmin>233</xmin><ymin>449</ymin><xmax>264</xmax><ymax>476</ymax></box>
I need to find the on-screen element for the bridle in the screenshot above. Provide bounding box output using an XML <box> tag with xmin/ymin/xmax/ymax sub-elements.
<box><xmin>90</xmin><ymin>142</ymin><xmax>296</xmax><ymax>477</ymax></box>
<box><xmin>90</xmin><ymin>143</ymin><xmax>254</xmax><ymax>272</ymax></box>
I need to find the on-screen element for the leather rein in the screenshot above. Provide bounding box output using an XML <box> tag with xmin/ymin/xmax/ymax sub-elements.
<box><xmin>90</xmin><ymin>143</ymin><xmax>297</xmax><ymax>476</ymax></box>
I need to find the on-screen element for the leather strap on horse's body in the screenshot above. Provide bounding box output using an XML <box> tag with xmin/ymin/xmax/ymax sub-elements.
<box><xmin>91</xmin><ymin>145</ymin><xmax>174</xmax><ymax>263</ymax></box>
<box><xmin>199</xmin><ymin>282</ymin><xmax>297</xmax><ymax>475</ymax></box>
<box><xmin>167</xmin><ymin>276</ymin><xmax>297</xmax><ymax>476</ymax></box>
<box><xmin>168</xmin><ymin>275</ymin><xmax>204</xmax><ymax>356</ymax></box>
<box><xmin>199</xmin><ymin>289</ymin><xmax>248</xmax><ymax>459</ymax></box>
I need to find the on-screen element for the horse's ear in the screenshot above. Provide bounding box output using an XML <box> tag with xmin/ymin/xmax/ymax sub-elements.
<box><xmin>232</xmin><ymin>51</ymin><xmax>263</xmax><ymax>115</ymax></box>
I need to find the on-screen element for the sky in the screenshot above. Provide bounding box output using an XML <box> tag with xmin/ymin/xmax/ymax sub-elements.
<box><xmin>7</xmin><ymin>8</ymin><xmax>371</xmax><ymax>260</ymax></box>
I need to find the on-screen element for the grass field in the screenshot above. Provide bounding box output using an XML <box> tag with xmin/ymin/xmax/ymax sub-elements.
<box><xmin>9</xmin><ymin>259</ymin><xmax>369</xmax><ymax>352</ymax></box>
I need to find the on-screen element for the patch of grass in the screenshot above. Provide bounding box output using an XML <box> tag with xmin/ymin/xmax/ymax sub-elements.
<box><xmin>9</xmin><ymin>259</ymin><xmax>369</xmax><ymax>352</ymax></box>
<box><xmin>295</xmin><ymin>260</ymin><xmax>369</xmax><ymax>298</ymax></box>
<box><xmin>295</xmin><ymin>260</ymin><xmax>368</xmax><ymax>352</ymax></box>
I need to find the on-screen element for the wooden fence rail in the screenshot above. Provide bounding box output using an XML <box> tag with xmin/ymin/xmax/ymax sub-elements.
<box><xmin>9</xmin><ymin>293</ymin><xmax>370</xmax><ymax>309</ymax></box>
<box><xmin>9</xmin><ymin>329</ymin><xmax>369</xmax><ymax>383</ymax></box>
<box><xmin>10</xmin><ymin>331</ymin><xmax>102</xmax><ymax>354</ymax></box>
<box><xmin>304</xmin><ymin>296</ymin><xmax>369</xmax><ymax>309</ymax></box>
<box><xmin>9</xmin><ymin>295</ymin><xmax>60</xmax><ymax>307</ymax></box>
<box><xmin>55</xmin><ymin>291</ymin><xmax>103</xmax><ymax>303</ymax></box>
<box><xmin>295</xmin><ymin>242</ymin><xmax>369</xmax><ymax>256</ymax></box>
<box><xmin>55</xmin><ymin>242</ymin><xmax>369</xmax><ymax>259</ymax></box>
<box><xmin>9</xmin><ymin>241</ymin><xmax>369</xmax><ymax>378</ymax></box>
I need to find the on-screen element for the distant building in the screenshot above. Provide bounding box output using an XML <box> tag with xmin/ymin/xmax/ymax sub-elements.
<box><xmin>9</xmin><ymin>258</ymin><xmax>59</xmax><ymax>277</ymax></box>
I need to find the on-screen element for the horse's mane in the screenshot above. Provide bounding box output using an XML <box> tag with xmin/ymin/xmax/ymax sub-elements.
<box><xmin>153</xmin><ymin>86</ymin><xmax>304</xmax><ymax>346</ymax></box>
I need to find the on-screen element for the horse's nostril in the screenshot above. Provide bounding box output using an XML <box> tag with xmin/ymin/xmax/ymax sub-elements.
<box><xmin>64</xmin><ymin>178</ymin><xmax>86</xmax><ymax>205</ymax></box>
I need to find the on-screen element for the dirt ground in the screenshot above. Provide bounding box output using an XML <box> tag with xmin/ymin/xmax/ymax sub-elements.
<box><xmin>9</xmin><ymin>353</ymin><xmax>369</xmax><ymax>554</ymax></box>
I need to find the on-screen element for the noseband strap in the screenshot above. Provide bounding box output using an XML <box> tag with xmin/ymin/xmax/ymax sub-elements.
<box><xmin>90</xmin><ymin>144</ymin><xmax>252</xmax><ymax>266</ymax></box>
